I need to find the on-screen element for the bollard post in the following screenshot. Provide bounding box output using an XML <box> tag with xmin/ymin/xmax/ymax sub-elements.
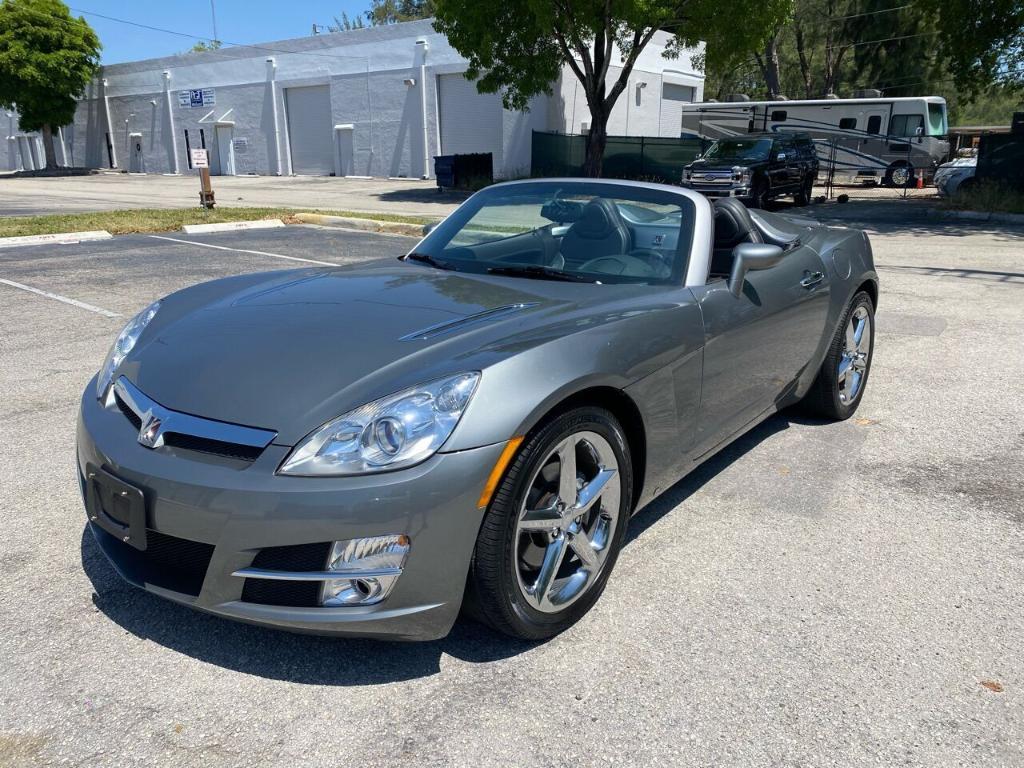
<box><xmin>191</xmin><ymin>148</ymin><xmax>215</xmax><ymax>209</ymax></box>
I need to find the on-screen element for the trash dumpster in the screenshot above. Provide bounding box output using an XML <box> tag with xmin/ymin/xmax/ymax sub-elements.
<box><xmin>434</xmin><ymin>153</ymin><xmax>493</xmax><ymax>190</ymax></box>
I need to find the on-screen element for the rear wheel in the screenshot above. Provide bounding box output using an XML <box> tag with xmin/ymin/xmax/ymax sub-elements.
<box><xmin>794</xmin><ymin>174</ymin><xmax>814</xmax><ymax>206</ymax></box>
<box><xmin>749</xmin><ymin>178</ymin><xmax>769</xmax><ymax>209</ymax></box>
<box><xmin>465</xmin><ymin>407</ymin><xmax>632</xmax><ymax>640</ymax></box>
<box><xmin>883</xmin><ymin>162</ymin><xmax>915</xmax><ymax>188</ymax></box>
<box><xmin>799</xmin><ymin>291</ymin><xmax>875</xmax><ymax>420</ymax></box>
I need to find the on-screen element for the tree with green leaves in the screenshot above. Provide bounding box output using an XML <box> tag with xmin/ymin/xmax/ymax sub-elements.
<box><xmin>433</xmin><ymin>0</ymin><xmax>792</xmax><ymax>176</ymax></box>
<box><xmin>915</xmin><ymin>0</ymin><xmax>1023</xmax><ymax>95</ymax></box>
<box><xmin>190</xmin><ymin>39</ymin><xmax>223</xmax><ymax>53</ymax></box>
<box><xmin>366</xmin><ymin>0</ymin><xmax>434</xmax><ymax>25</ymax></box>
<box><xmin>328</xmin><ymin>11</ymin><xmax>366</xmax><ymax>31</ymax></box>
<box><xmin>0</xmin><ymin>0</ymin><xmax>101</xmax><ymax>169</ymax></box>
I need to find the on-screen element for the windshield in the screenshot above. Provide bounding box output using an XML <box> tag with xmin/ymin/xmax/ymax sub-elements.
<box><xmin>408</xmin><ymin>181</ymin><xmax>695</xmax><ymax>285</ymax></box>
<box><xmin>928</xmin><ymin>102</ymin><xmax>948</xmax><ymax>136</ymax></box>
<box><xmin>702</xmin><ymin>138</ymin><xmax>772</xmax><ymax>162</ymax></box>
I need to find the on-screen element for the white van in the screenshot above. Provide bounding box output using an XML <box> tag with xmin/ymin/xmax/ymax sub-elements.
<box><xmin>680</xmin><ymin>96</ymin><xmax>950</xmax><ymax>185</ymax></box>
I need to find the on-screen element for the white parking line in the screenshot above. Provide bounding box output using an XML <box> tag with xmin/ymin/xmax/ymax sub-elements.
<box><xmin>0</xmin><ymin>278</ymin><xmax>122</xmax><ymax>318</ymax></box>
<box><xmin>148</xmin><ymin>235</ymin><xmax>337</xmax><ymax>266</ymax></box>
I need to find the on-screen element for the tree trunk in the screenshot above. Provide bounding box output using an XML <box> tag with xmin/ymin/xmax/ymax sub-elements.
<box><xmin>582</xmin><ymin>112</ymin><xmax>608</xmax><ymax>178</ymax></box>
<box><xmin>794</xmin><ymin>25</ymin><xmax>814</xmax><ymax>99</ymax></box>
<box><xmin>40</xmin><ymin>124</ymin><xmax>59</xmax><ymax>170</ymax></box>
<box><xmin>762</xmin><ymin>32</ymin><xmax>783</xmax><ymax>98</ymax></box>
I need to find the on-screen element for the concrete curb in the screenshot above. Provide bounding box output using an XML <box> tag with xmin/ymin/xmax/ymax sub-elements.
<box><xmin>926</xmin><ymin>208</ymin><xmax>1024</xmax><ymax>225</ymax></box>
<box><xmin>182</xmin><ymin>219</ymin><xmax>285</xmax><ymax>235</ymax></box>
<box><xmin>0</xmin><ymin>230</ymin><xmax>113</xmax><ymax>249</ymax></box>
<box><xmin>293</xmin><ymin>212</ymin><xmax>428</xmax><ymax>238</ymax></box>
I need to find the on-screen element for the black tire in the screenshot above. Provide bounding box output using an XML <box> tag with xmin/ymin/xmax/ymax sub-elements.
<box><xmin>883</xmin><ymin>162</ymin><xmax>915</xmax><ymax>188</ymax></box>
<box><xmin>955</xmin><ymin>177</ymin><xmax>978</xmax><ymax>196</ymax></box>
<box><xmin>794</xmin><ymin>174</ymin><xmax>814</xmax><ymax>206</ymax></box>
<box><xmin>748</xmin><ymin>178</ymin><xmax>769</xmax><ymax>209</ymax></box>
<box><xmin>465</xmin><ymin>406</ymin><xmax>633</xmax><ymax>640</ymax></box>
<box><xmin>799</xmin><ymin>291</ymin><xmax>876</xmax><ymax>420</ymax></box>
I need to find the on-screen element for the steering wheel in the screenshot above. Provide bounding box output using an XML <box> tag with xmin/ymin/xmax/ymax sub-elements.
<box><xmin>577</xmin><ymin>254</ymin><xmax>659</xmax><ymax>278</ymax></box>
<box><xmin>627</xmin><ymin>249</ymin><xmax>672</xmax><ymax>277</ymax></box>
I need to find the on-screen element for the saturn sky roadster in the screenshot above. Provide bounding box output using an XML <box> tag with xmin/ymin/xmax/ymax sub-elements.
<box><xmin>78</xmin><ymin>179</ymin><xmax>878</xmax><ymax>641</ymax></box>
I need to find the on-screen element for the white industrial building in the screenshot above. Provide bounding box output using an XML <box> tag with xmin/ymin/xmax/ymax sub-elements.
<box><xmin>3</xmin><ymin>19</ymin><xmax>704</xmax><ymax>178</ymax></box>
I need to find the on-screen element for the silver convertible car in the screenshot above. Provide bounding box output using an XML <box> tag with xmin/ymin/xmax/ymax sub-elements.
<box><xmin>78</xmin><ymin>179</ymin><xmax>878</xmax><ymax>641</ymax></box>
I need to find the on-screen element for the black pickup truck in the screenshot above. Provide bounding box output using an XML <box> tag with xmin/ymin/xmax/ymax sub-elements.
<box><xmin>681</xmin><ymin>132</ymin><xmax>819</xmax><ymax>208</ymax></box>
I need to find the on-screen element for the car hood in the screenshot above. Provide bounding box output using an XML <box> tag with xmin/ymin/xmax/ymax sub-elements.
<box><xmin>124</xmin><ymin>264</ymin><xmax>584</xmax><ymax>444</ymax></box>
<box><xmin>687</xmin><ymin>159</ymin><xmax>758</xmax><ymax>171</ymax></box>
<box><xmin>937</xmin><ymin>157</ymin><xmax>976</xmax><ymax>171</ymax></box>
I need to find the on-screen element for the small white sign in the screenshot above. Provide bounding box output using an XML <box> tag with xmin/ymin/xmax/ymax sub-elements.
<box><xmin>190</xmin><ymin>148</ymin><xmax>209</xmax><ymax>168</ymax></box>
<box><xmin>232</xmin><ymin>137</ymin><xmax>248</xmax><ymax>153</ymax></box>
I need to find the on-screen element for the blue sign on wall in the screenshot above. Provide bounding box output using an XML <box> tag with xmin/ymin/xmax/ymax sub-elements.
<box><xmin>177</xmin><ymin>88</ymin><xmax>216</xmax><ymax>108</ymax></box>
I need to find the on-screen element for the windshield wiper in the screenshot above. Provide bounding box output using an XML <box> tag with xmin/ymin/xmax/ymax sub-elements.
<box><xmin>487</xmin><ymin>265</ymin><xmax>593</xmax><ymax>283</ymax></box>
<box><xmin>402</xmin><ymin>251</ymin><xmax>458</xmax><ymax>271</ymax></box>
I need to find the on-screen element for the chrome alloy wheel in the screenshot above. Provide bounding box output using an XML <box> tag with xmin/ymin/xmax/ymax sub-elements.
<box><xmin>891</xmin><ymin>165</ymin><xmax>912</xmax><ymax>186</ymax></box>
<box><xmin>514</xmin><ymin>431</ymin><xmax>620</xmax><ymax>613</ymax></box>
<box><xmin>838</xmin><ymin>305</ymin><xmax>872</xmax><ymax>404</ymax></box>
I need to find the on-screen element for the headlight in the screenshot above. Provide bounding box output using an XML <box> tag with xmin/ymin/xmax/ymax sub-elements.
<box><xmin>278</xmin><ymin>372</ymin><xmax>480</xmax><ymax>476</ymax></box>
<box><xmin>95</xmin><ymin>300</ymin><xmax>160</xmax><ymax>399</ymax></box>
<box><xmin>732</xmin><ymin>166</ymin><xmax>752</xmax><ymax>184</ymax></box>
<box><xmin>682</xmin><ymin>168</ymin><xmax>692</xmax><ymax>181</ymax></box>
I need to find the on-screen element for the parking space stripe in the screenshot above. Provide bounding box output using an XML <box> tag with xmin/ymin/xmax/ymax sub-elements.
<box><xmin>0</xmin><ymin>278</ymin><xmax>122</xmax><ymax>318</ymax></box>
<box><xmin>148</xmin><ymin>235</ymin><xmax>337</xmax><ymax>266</ymax></box>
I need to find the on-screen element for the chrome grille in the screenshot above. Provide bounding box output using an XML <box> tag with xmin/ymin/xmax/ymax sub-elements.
<box><xmin>110</xmin><ymin>377</ymin><xmax>277</xmax><ymax>463</ymax></box>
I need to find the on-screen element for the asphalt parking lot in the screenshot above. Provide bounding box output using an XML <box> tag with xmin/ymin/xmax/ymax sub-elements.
<box><xmin>1</xmin><ymin>221</ymin><xmax>1022</xmax><ymax>767</ymax></box>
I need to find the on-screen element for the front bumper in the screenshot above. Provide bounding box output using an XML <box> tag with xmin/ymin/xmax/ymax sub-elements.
<box><xmin>76</xmin><ymin>380</ymin><xmax>505</xmax><ymax>640</ymax></box>
<box><xmin>681</xmin><ymin>182</ymin><xmax>750</xmax><ymax>199</ymax></box>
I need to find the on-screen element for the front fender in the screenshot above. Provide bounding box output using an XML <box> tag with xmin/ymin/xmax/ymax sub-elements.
<box><xmin>443</xmin><ymin>295</ymin><xmax>705</xmax><ymax>457</ymax></box>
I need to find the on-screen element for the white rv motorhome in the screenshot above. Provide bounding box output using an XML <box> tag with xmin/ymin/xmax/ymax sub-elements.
<box><xmin>680</xmin><ymin>96</ymin><xmax>950</xmax><ymax>185</ymax></box>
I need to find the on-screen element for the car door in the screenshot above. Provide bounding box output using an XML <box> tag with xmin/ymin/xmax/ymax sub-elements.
<box><xmin>689</xmin><ymin>243</ymin><xmax>831</xmax><ymax>457</ymax></box>
<box><xmin>765</xmin><ymin>140</ymin><xmax>788</xmax><ymax>195</ymax></box>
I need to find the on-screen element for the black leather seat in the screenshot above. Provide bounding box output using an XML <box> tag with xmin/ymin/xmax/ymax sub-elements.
<box><xmin>711</xmin><ymin>198</ymin><xmax>762</xmax><ymax>277</ymax></box>
<box><xmin>559</xmin><ymin>198</ymin><xmax>631</xmax><ymax>269</ymax></box>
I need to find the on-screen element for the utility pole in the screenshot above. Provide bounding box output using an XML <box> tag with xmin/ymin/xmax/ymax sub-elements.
<box><xmin>210</xmin><ymin>0</ymin><xmax>219</xmax><ymax>43</ymax></box>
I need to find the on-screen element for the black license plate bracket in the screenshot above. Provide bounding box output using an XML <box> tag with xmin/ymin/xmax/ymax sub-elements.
<box><xmin>86</xmin><ymin>463</ymin><xmax>147</xmax><ymax>551</ymax></box>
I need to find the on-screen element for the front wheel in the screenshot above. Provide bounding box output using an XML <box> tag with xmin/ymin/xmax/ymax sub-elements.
<box><xmin>799</xmin><ymin>291</ymin><xmax>875</xmax><ymax>420</ymax></box>
<box><xmin>465</xmin><ymin>407</ymin><xmax>633</xmax><ymax>640</ymax></box>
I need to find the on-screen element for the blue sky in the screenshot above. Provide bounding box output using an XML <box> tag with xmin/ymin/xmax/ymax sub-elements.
<box><xmin>73</xmin><ymin>0</ymin><xmax>372</xmax><ymax>63</ymax></box>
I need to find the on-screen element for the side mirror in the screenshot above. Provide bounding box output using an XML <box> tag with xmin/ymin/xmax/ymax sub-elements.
<box><xmin>728</xmin><ymin>242</ymin><xmax>785</xmax><ymax>298</ymax></box>
<box><xmin>776</xmin><ymin>152</ymin><xmax>787</xmax><ymax>161</ymax></box>
<box><xmin>422</xmin><ymin>221</ymin><xmax>440</xmax><ymax>236</ymax></box>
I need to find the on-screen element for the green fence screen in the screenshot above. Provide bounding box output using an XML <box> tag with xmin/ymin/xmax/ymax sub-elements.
<box><xmin>531</xmin><ymin>131</ymin><xmax>710</xmax><ymax>183</ymax></box>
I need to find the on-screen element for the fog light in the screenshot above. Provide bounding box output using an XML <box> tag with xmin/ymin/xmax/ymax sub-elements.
<box><xmin>319</xmin><ymin>534</ymin><xmax>410</xmax><ymax>606</ymax></box>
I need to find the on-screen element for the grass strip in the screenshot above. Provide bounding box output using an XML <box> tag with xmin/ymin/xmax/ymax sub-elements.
<box><xmin>0</xmin><ymin>207</ymin><xmax>434</xmax><ymax>238</ymax></box>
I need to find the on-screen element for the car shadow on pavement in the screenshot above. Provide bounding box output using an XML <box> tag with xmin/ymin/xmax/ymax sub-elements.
<box><xmin>624</xmin><ymin>410</ymin><xmax>823</xmax><ymax>545</ymax></box>
<box><xmin>80</xmin><ymin>528</ymin><xmax>539</xmax><ymax>686</ymax></box>
<box><xmin>80</xmin><ymin>409</ymin><xmax>821</xmax><ymax>684</ymax></box>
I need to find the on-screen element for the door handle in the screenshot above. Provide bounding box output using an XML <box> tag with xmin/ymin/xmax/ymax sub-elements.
<box><xmin>800</xmin><ymin>271</ymin><xmax>824</xmax><ymax>288</ymax></box>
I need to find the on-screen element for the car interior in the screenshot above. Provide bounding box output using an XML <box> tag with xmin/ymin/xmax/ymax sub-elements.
<box><xmin>708</xmin><ymin>198</ymin><xmax>801</xmax><ymax>282</ymax></box>
<box><xmin>432</xmin><ymin>195</ymin><xmax>800</xmax><ymax>285</ymax></box>
<box><xmin>439</xmin><ymin>196</ymin><xmax>684</xmax><ymax>281</ymax></box>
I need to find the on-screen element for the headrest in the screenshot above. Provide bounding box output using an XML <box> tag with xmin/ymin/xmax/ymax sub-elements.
<box><xmin>713</xmin><ymin>198</ymin><xmax>762</xmax><ymax>246</ymax></box>
<box><xmin>572</xmin><ymin>198</ymin><xmax>622</xmax><ymax>239</ymax></box>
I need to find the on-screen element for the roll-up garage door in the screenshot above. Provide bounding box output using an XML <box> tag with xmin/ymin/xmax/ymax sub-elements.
<box><xmin>438</xmin><ymin>73</ymin><xmax>502</xmax><ymax>161</ymax></box>
<box><xmin>286</xmin><ymin>85</ymin><xmax>334</xmax><ymax>175</ymax></box>
<box><xmin>660</xmin><ymin>83</ymin><xmax>695</xmax><ymax>138</ymax></box>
